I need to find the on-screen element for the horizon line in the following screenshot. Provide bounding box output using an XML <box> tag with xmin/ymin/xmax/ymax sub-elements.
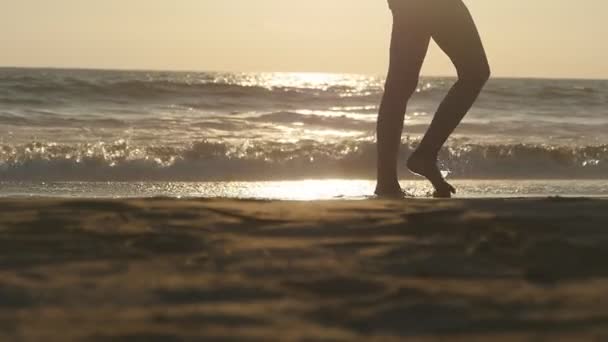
<box><xmin>1</xmin><ymin>65</ymin><xmax>607</xmax><ymax>82</ymax></box>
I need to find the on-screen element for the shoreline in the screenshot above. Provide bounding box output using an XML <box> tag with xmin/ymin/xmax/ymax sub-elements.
<box><xmin>2</xmin><ymin>179</ymin><xmax>608</xmax><ymax>200</ymax></box>
<box><xmin>1</xmin><ymin>197</ymin><xmax>608</xmax><ymax>340</ymax></box>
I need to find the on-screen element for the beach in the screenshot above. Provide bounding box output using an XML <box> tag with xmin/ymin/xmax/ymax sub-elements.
<box><xmin>2</xmin><ymin>0</ymin><xmax>608</xmax><ymax>340</ymax></box>
<box><xmin>1</xmin><ymin>197</ymin><xmax>608</xmax><ymax>341</ymax></box>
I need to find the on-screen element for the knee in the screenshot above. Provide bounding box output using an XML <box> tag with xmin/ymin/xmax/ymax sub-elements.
<box><xmin>457</xmin><ymin>62</ymin><xmax>491</xmax><ymax>89</ymax></box>
<box><xmin>478</xmin><ymin>62</ymin><xmax>491</xmax><ymax>84</ymax></box>
<box><xmin>384</xmin><ymin>73</ymin><xmax>419</xmax><ymax>99</ymax></box>
<box><xmin>380</xmin><ymin>76</ymin><xmax>418</xmax><ymax>116</ymax></box>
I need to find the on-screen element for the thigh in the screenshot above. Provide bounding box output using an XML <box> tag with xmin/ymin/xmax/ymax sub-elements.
<box><xmin>386</xmin><ymin>1</ymin><xmax>432</xmax><ymax>82</ymax></box>
<box><xmin>429</xmin><ymin>0</ymin><xmax>489</xmax><ymax>75</ymax></box>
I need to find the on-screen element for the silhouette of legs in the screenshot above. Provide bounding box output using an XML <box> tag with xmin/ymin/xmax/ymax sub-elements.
<box><xmin>376</xmin><ymin>0</ymin><xmax>490</xmax><ymax>198</ymax></box>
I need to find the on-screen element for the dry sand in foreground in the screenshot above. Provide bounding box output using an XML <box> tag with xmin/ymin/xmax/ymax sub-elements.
<box><xmin>1</xmin><ymin>197</ymin><xmax>608</xmax><ymax>341</ymax></box>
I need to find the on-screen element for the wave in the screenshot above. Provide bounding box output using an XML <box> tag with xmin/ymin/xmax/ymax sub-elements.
<box><xmin>1</xmin><ymin>140</ymin><xmax>607</xmax><ymax>181</ymax></box>
<box><xmin>0</xmin><ymin>75</ymin><xmax>381</xmax><ymax>104</ymax></box>
<box><xmin>2</xmin><ymin>70</ymin><xmax>607</xmax><ymax>114</ymax></box>
<box><xmin>0</xmin><ymin>77</ymin><xmax>457</xmax><ymax>102</ymax></box>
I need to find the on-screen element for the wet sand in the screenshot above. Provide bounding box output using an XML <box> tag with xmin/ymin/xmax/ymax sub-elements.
<box><xmin>1</xmin><ymin>197</ymin><xmax>608</xmax><ymax>341</ymax></box>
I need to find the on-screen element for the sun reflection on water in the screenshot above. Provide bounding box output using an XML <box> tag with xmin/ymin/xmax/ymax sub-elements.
<box><xmin>193</xmin><ymin>180</ymin><xmax>435</xmax><ymax>201</ymax></box>
<box><xmin>238</xmin><ymin>180</ymin><xmax>373</xmax><ymax>201</ymax></box>
<box><xmin>221</xmin><ymin>72</ymin><xmax>383</xmax><ymax>93</ymax></box>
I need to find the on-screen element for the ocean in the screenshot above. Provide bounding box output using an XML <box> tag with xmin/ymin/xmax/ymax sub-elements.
<box><xmin>1</xmin><ymin>67</ymin><xmax>607</xmax><ymax>199</ymax></box>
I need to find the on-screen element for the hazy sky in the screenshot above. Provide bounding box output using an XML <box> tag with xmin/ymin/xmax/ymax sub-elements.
<box><xmin>2</xmin><ymin>0</ymin><xmax>607</xmax><ymax>78</ymax></box>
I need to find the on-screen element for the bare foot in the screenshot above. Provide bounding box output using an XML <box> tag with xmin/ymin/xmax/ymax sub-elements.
<box><xmin>407</xmin><ymin>152</ymin><xmax>456</xmax><ymax>198</ymax></box>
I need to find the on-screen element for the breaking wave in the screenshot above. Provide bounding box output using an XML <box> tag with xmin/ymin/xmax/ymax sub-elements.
<box><xmin>1</xmin><ymin>140</ymin><xmax>607</xmax><ymax>181</ymax></box>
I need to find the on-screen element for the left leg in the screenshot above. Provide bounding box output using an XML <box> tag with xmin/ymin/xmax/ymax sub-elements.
<box><xmin>375</xmin><ymin>3</ymin><xmax>432</xmax><ymax>197</ymax></box>
<box><xmin>408</xmin><ymin>0</ymin><xmax>490</xmax><ymax>197</ymax></box>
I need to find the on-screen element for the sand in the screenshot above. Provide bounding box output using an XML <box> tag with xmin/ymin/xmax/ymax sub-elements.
<box><xmin>1</xmin><ymin>197</ymin><xmax>608</xmax><ymax>341</ymax></box>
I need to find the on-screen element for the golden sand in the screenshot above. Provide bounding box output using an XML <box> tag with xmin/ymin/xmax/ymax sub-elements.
<box><xmin>1</xmin><ymin>197</ymin><xmax>607</xmax><ymax>341</ymax></box>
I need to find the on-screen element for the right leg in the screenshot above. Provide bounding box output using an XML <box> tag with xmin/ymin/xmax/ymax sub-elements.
<box><xmin>375</xmin><ymin>3</ymin><xmax>432</xmax><ymax>197</ymax></box>
<box><xmin>407</xmin><ymin>0</ymin><xmax>490</xmax><ymax>198</ymax></box>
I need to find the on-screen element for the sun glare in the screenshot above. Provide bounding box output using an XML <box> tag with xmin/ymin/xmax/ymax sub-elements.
<box><xmin>234</xmin><ymin>180</ymin><xmax>373</xmax><ymax>201</ymax></box>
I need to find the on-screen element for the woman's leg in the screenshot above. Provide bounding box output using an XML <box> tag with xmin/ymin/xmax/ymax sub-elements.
<box><xmin>407</xmin><ymin>0</ymin><xmax>490</xmax><ymax>197</ymax></box>
<box><xmin>375</xmin><ymin>5</ymin><xmax>432</xmax><ymax>197</ymax></box>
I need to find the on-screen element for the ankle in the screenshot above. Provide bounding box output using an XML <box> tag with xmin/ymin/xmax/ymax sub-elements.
<box><xmin>410</xmin><ymin>149</ymin><xmax>438</xmax><ymax>162</ymax></box>
<box><xmin>375</xmin><ymin>181</ymin><xmax>401</xmax><ymax>191</ymax></box>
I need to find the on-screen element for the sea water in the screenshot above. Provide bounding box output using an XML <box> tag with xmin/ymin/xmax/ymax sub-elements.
<box><xmin>1</xmin><ymin>68</ymin><xmax>607</xmax><ymax>198</ymax></box>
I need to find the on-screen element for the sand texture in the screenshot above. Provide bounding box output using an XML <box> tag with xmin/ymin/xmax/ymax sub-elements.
<box><xmin>1</xmin><ymin>197</ymin><xmax>608</xmax><ymax>341</ymax></box>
